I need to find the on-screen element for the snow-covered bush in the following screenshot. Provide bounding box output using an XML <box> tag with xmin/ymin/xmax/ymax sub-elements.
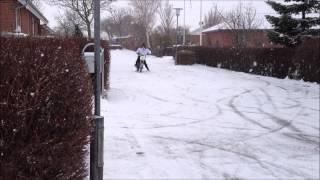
<box><xmin>0</xmin><ymin>37</ymin><xmax>94</xmax><ymax>179</ymax></box>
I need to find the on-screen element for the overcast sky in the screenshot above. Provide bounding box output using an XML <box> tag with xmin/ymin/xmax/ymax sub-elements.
<box><xmin>42</xmin><ymin>0</ymin><xmax>276</xmax><ymax>31</ymax></box>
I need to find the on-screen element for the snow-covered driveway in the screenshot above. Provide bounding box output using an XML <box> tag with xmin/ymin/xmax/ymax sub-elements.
<box><xmin>102</xmin><ymin>49</ymin><xmax>319</xmax><ymax>179</ymax></box>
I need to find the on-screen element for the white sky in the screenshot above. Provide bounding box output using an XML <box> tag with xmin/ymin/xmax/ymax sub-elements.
<box><xmin>42</xmin><ymin>0</ymin><xmax>277</xmax><ymax>31</ymax></box>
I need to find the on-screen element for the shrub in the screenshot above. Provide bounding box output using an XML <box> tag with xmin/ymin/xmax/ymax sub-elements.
<box><xmin>176</xmin><ymin>50</ymin><xmax>196</xmax><ymax>65</ymax></box>
<box><xmin>291</xmin><ymin>37</ymin><xmax>320</xmax><ymax>82</ymax></box>
<box><xmin>0</xmin><ymin>37</ymin><xmax>93</xmax><ymax>179</ymax></box>
<box><xmin>176</xmin><ymin>38</ymin><xmax>319</xmax><ymax>83</ymax></box>
<box><xmin>102</xmin><ymin>40</ymin><xmax>111</xmax><ymax>89</ymax></box>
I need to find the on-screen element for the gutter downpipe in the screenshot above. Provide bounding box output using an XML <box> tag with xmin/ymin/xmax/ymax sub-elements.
<box><xmin>15</xmin><ymin>0</ymin><xmax>29</xmax><ymax>33</ymax></box>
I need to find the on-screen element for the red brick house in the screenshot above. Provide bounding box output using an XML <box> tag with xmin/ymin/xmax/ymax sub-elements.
<box><xmin>112</xmin><ymin>35</ymin><xmax>137</xmax><ymax>50</ymax></box>
<box><xmin>188</xmin><ymin>28</ymin><xmax>202</xmax><ymax>46</ymax></box>
<box><xmin>0</xmin><ymin>0</ymin><xmax>48</xmax><ymax>36</ymax></box>
<box><xmin>190</xmin><ymin>22</ymin><xmax>281</xmax><ymax>48</ymax></box>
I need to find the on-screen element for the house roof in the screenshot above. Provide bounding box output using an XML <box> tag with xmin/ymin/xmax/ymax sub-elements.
<box><xmin>112</xmin><ymin>35</ymin><xmax>133</xmax><ymax>40</ymax></box>
<box><xmin>202</xmin><ymin>22</ymin><xmax>231</xmax><ymax>33</ymax></box>
<box><xmin>202</xmin><ymin>20</ymin><xmax>273</xmax><ymax>33</ymax></box>
<box><xmin>18</xmin><ymin>0</ymin><xmax>48</xmax><ymax>24</ymax></box>
<box><xmin>190</xmin><ymin>28</ymin><xmax>201</xmax><ymax>35</ymax></box>
<box><xmin>40</xmin><ymin>24</ymin><xmax>54</xmax><ymax>34</ymax></box>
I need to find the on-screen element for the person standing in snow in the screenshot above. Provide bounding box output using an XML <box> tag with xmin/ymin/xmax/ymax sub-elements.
<box><xmin>135</xmin><ymin>43</ymin><xmax>151</xmax><ymax>71</ymax></box>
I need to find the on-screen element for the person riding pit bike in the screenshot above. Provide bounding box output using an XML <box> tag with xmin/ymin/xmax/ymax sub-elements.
<box><xmin>135</xmin><ymin>43</ymin><xmax>151</xmax><ymax>71</ymax></box>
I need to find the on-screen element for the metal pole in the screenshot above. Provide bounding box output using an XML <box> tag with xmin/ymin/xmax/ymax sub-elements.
<box><xmin>183</xmin><ymin>0</ymin><xmax>186</xmax><ymax>45</ymax></box>
<box><xmin>90</xmin><ymin>116</ymin><xmax>104</xmax><ymax>180</ymax></box>
<box><xmin>94</xmin><ymin>0</ymin><xmax>101</xmax><ymax>116</ymax></box>
<box><xmin>174</xmin><ymin>8</ymin><xmax>181</xmax><ymax>63</ymax></box>
<box><xmin>177</xmin><ymin>15</ymin><xmax>179</xmax><ymax>45</ymax></box>
<box><xmin>175</xmin><ymin>14</ymin><xmax>178</xmax><ymax>63</ymax></box>
<box><xmin>199</xmin><ymin>0</ymin><xmax>203</xmax><ymax>46</ymax></box>
<box><xmin>91</xmin><ymin>0</ymin><xmax>103</xmax><ymax>179</ymax></box>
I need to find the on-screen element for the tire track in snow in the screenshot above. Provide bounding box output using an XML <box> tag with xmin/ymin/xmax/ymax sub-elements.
<box><xmin>152</xmin><ymin>136</ymin><xmax>308</xmax><ymax>178</ymax></box>
<box><xmin>249</xmin><ymin>88</ymin><xmax>319</xmax><ymax>145</ymax></box>
<box><xmin>228</xmin><ymin>89</ymin><xmax>271</xmax><ymax>130</ymax></box>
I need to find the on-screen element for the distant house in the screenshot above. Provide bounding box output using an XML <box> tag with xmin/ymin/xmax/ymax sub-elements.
<box><xmin>111</xmin><ymin>35</ymin><xmax>136</xmax><ymax>50</ymax></box>
<box><xmin>0</xmin><ymin>0</ymin><xmax>49</xmax><ymax>36</ymax></box>
<box><xmin>188</xmin><ymin>28</ymin><xmax>203</xmax><ymax>46</ymax></box>
<box><xmin>190</xmin><ymin>22</ymin><xmax>281</xmax><ymax>48</ymax></box>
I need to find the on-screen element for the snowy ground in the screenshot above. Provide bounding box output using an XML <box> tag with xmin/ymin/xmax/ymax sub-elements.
<box><xmin>102</xmin><ymin>49</ymin><xmax>319</xmax><ymax>179</ymax></box>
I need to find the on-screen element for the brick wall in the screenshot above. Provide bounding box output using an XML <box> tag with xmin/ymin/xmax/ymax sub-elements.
<box><xmin>0</xmin><ymin>0</ymin><xmax>16</xmax><ymax>33</ymax></box>
<box><xmin>203</xmin><ymin>30</ymin><xmax>281</xmax><ymax>48</ymax></box>
<box><xmin>0</xmin><ymin>0</ymin><xmax>41</xmax><ymax>35</ymax></box>
<box><xmin>188</xmin><ymin>34</ymin><xmax>208</xmax><ymax>46</ymax></box>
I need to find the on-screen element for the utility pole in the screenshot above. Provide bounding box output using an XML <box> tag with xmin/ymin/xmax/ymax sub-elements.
<box><xmin>199</xmin><ymin>0</ymin><xmax>203</xmax><ymax>46</ymax></box>
<box><xmin>174</xmin><ymin>8</ymin><xmax>183</xmax><ymax>45</ymax></box>
<box><xmin>90</xmin><ymin>0</ymin><xmax>104</xmax><ymax>179</ymax></box>
<box><xmin>183</xmin><ymin>0</ymin><xmax>186</xmax><ymax>45</ymax></box>
<box><xmin>174</xmin><ymin>8</ymin><xmax>182</xmax><ymax>63</ymax></box>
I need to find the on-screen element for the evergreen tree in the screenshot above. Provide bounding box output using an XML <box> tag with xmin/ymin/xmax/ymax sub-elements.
<box><xmin>74</xmin><ymin>24</ymin><xmax>83</xmax><ymax>38</ymax></box>
<box><xmin>265</xmin><ymin>0</ymin><xmax>320</xmax><ymax>47</ymax></box>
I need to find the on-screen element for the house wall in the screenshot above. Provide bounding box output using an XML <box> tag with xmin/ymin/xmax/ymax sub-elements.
<box><xmin>118</xmin><ymin>37</ymin><xmax>136</xmax><ymax>50</ymax></box>
<box><xmin>20</xmin><ymin>7</ymin><xmax>40</xmax><ymax>35</ymax></box>
<box><xmin>203</xmin><ymin>30</ymin><xmax>280</xmax><ymax>48</ymax></box>
<box><xmin>189</xmin><ymin>35</ymin><xmax>199</xmax><ymax>45</ymax></box>
<box><xmin>188</xmin><ymin>34</ymin><xmax>208</xmax><ymax>46</ymax></box>
<box><xmin>0</xmin><ymin>0</ymin><xmax>16</xmax><ymax>33</ymax></box>
<box><xmin>0</xmin><ymin>0</ymin><xmax>41</xmax><ymax>35</ymax></box>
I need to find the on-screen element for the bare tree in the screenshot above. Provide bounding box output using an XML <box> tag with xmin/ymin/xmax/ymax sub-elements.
<box><xmin>156</xmin><ymin>0</ymin><xmax>174</xmax><ymax>47</ymax></box>
<box><xmin>30</xmin><ymin>0</ymin><xmax>41</xmax><ymax>7</ymax></box>
<box><xmin>243</xmin><ymin>5</ymin><xmax>261</xmax><ymax>29</ymax></box>
<box><xmin>54</xmin><ymin>10</ymin><xmax>85</xmax><ymax>37</ymax></box>
<box><xmin>130</xmin><ymin>0</ymin><xmax>161</xmax><ymax>48</ymax></box>
<box><xmin>158</xmin><ymin>0</ymin><xmax>174</xmax><ymax>36</ymax></box>
<box><xmin>105</xmin><ymin>7</ymin><xmax>132</xmax><ymax>37</ymax></box>
<box><xmin>204</xmin><ymin>5</ymin><xmax>223</xmax><ymax>29</ymax></box>
<box><xmin>223</xmin><ymin>2</ymin><xmax>261</xmax><ymax>30</ymax></box>
<box><xmin>48</xmin><ymin>0</ymin><xmax>112</xmax><ymax>38</ymax></box>
<box><xmin>222</xmin><ymin>3</ymin><xmax>262</xmax><ymax>47</ymax></box>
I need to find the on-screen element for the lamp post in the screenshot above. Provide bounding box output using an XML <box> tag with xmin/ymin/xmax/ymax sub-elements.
<box><xmin>183</xmin><ymin>0</ymin><xmax>186</xmax><ymax>45</ymax></box>
<box><xmin>174</xmin><ymin>8</ymin><xmax>183</xmax><ymax>45</ymax></box>
<box><xmin>199</xmin><ymin>0</ymin><xmax>203</xmax><ymax>46</ymax></box>
<box><xmin>174</xmin><ymin>8</ymin><xmax>182</xmax><ymax>63</ymax></box>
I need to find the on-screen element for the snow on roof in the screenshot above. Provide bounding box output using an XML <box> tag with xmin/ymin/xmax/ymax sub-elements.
<box><xmin>190</xmin><ymin>28</ymin><xmax>201</xmax><ymax>35</ymax></box>
<box><xmin>112</xmin><ymin>35</ymin><xmax>133</xmax><ymax>39</ymax></box>
<box><xmin>202</xmin><ymin>22</ymin><xmax>231</xmax><ymax>33</ymax></box>
<box><xmin>202</xmin><ymin>20</ymin><xmax>273</xmax><ymax>33</ymax></box>
<box><xmin>18</xmin><ymin>0</ymin><xmax>48</xmax><ymax>24</ymax></box>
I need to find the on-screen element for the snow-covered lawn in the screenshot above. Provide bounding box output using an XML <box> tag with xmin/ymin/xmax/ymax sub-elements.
<box><xmin>102</xmin><ymin>49</ymin><xmax>319</xmax><ymax>179</ymax></box>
